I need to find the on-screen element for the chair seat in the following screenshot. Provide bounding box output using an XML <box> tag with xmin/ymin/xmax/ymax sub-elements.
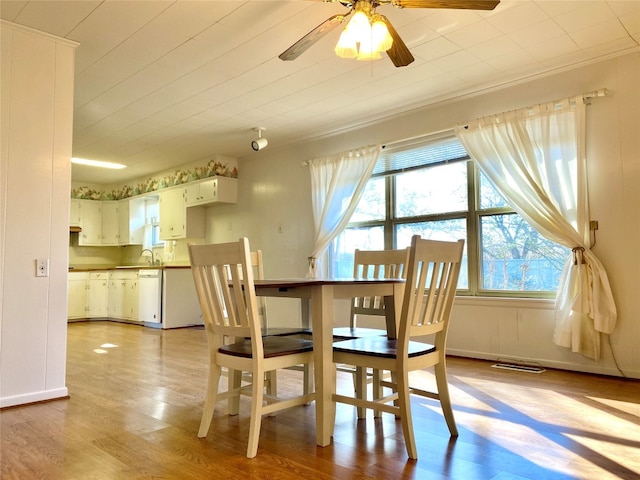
<box><xmin>221</xmin><ymin>336</ymin><xmax>313</xmax><ymax>358</ymax></box>
<box><xmin>333</xmin><ymin>336</ymin><xmax>436</xmax><ymax>359</ymax></box>
<box><xmin>332</xmin><ymin>326</ymin><xmax>387</xmax><ymax>340</ymax></box>
<box><xmin>262</xmin><ymin>327</ymin><xmax>313</xmax><ymax>337</ymax></box>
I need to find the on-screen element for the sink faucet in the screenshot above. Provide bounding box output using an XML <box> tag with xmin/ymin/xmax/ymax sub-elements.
<box><xmin>140</xmin><ymin>249</ymin><xmax>156</xmax><ymax>266</ymax></box>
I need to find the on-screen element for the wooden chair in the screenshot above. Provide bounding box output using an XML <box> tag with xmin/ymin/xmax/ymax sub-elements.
<box><xmin>250</xmin><ymin>250</ymin><xmax>312</xmax><ymax>399</ymax></box>
<box><xmin>189</xmin><ymin>238</ymin><xmax>315</xmax><ymax>458</ymax></box>
<box><xmin>333</xmin><ymin>247</ymin><xmax>410</xmax><ymax>340</ymax></box>
<box><xmin>252</xmin><ymin>249</ymin><xmax>312</xmax><ymax>338</ymax></box>
<box><xmin>333</xmin><ymin>248</ymin><xmax>409</xmax><ymax>417</ymax></box>
<box><xmin>332</xmin><ymin>236</ymin><xmax>464</xmax><ymax>459</ymax></box>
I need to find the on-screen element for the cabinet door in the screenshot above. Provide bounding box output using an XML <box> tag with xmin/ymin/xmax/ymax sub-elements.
<box><xmin>101</xmin><ymin>201</ymin><xmax>119</xmax><ymax>245</ymax></box>
<box><xmin>70</xmin><ymin>199</ymin><xmax>82</xmax><ymax>227</ymax></box>
<box><xmin>185</xmin><ymin>177</ymin><xmax>237</xmax><ymax>207</ymax></box>
<box><xmin>68</xmin><ymin>273</ymin><xmax>88</xmax><ymax>319</ymax></box>
<box><xmin>159</xmin><ymin>188</ymin><xmax>186</xmax><ymax>239</ymax></box>
<box><xmin>212</xmin><ymin>176</ymin><xmax>238</xmax><ymax>203</ymax></box>
<box><xmin>108</xmin><ymin>276</ymin><xmax>126</xmax><ymax>319</ymax></box>
<box><xmin>185</xmin><ymin>183</ymin><xmax>202</xmax><ymax>205</ymax></box>
<box><xmin>87</xmin><ymin>272</ymin><xmax>108</xmax><ymax>317</ymax></box>
<box><xmin>123</xmin><ymin>277</ymin><xmax>139</xmax><ymax>321</ymax></box>
<box><xmin>118</xmin><ymin>198</ymin><xmax>145</xmax><ymax>245</ymax></box>
<box><xmin>78</xmin><ymin>200</ymin><xmax>102</xmax><ymax>245</ymax></box>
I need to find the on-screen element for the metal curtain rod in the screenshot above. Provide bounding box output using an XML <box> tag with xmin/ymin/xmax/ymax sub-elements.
<box><xmin>582</xmin><ymin>88</ymin><xmax>609</xmax><ymax>100</ymax></box>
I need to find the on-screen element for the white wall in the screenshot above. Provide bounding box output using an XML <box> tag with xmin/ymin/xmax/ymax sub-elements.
<box><xmin>0</xmin><ymin>22</ymin><xmax>77</xmax><ymax>407</ymax></box>
<box><xmin>204</xmin><ymin>52</ymin><xmax>640</xmax><ymax>378</ymax></box>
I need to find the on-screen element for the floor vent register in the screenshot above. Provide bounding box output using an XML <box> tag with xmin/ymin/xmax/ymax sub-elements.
<box><xmin>491</xmin><ymin>363</ymin><xmax>546</xmax><ymax>374</ymax></box>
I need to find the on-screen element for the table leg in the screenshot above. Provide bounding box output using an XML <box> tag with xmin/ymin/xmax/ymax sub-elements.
<box><xmin>311</xmin><ymin>284</ymin><xmax>334</xmax><ymax>447</ymax></box>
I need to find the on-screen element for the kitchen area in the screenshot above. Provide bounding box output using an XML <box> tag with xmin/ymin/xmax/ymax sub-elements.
<box><xmin>68</xmin><ymin>169</ymin><xmax>238</xmax><ymax>329</ymax></box>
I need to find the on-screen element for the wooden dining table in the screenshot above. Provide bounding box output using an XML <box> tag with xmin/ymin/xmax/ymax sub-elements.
<box><xmin>253</xmin><ymin>277</ymin><xmax>406</xmax><ymax>447</ymax></box>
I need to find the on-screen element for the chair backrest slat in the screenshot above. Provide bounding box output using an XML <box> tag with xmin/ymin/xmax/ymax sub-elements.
<box><xmin>351</xmin><ymin>248</ymin><xmax>410</xmax><ymax>325</ymax></box>
<box><xmin>188</xmin><ymin>238</ymin><xmax>262</xmax><ymax>352</ymax></box>
<box><xmin>400</xmin><ymin>236</ymin><xmax>464</xmax><ymax>344</ymax></box>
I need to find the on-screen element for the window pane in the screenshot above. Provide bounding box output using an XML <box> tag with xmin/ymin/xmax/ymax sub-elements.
<box><xmin>396</xmin><ymin>162</ymin><xmax>467</xmax><ymax>217</ymax></box>
<box><xmin>480</xmin><ymin>213</ymin><xmax>569</xmax><ymax>291</ymax></box>
<box><xmin>395</xmin><ymin>220</ymin><xmax>468</xmax><ymax>289</ymax></box>
<box><xmin>331</xmin><ymin>226</ymin><xmax>384</xmax><ymax>277</ymax></box>
<box><xmin>350</xmin><ymin>176</ymin><xmax>385</xmax><ymax>222</ymax></box>
<box><xmin>479</xmin><ymin>170</ymin><xmax>509</xmax><ymax>209</ymax></box>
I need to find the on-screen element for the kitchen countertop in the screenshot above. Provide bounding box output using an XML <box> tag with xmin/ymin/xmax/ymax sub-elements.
<box><xmin>69</xmin><ymin>265</ymin><xmax>191</xmax><ymax>272</ymax></box>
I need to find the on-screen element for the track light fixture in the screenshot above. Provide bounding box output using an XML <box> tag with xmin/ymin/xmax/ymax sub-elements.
<box><xmin>251</xmin><ymin>127</ymin><xmax>268</xmax><ymax>151</ymax></box>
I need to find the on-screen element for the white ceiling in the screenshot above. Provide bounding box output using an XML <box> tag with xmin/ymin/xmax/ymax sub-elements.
<box><xmin>2</xmin><ymin>0</ymin><xmax>639</xmax><ymax>185</ymax></box>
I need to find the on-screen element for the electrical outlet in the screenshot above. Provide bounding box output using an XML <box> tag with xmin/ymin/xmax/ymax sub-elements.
<box><xmin>36</xmin><ymin>258</ymin><xmax>49</xmax><ymax>277</ymax></box>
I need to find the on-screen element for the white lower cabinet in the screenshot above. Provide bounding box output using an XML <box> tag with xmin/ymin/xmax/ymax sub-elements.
<box><xmin>69</xmin><ymin>268</ymin><xmax>193</xmax><ymax>328</ymax></box>
<box><xmin>88</xmin><ymin>272</ymin><xmax>108</xmax><ymax>317</ymax></box>
<box><xmin>68</xmin><ymin>272</ymin><xmax>89</xmax><ymax>319</ymax></box>
<box><xmin>68</xmin><ymin>271</ymin><xmax>109</xmax><ymax>319</ymax></box>
<box><xmin>108</xmin><ymin>270</ymin><xmax>139</xmax><ymax>322</ymax></box>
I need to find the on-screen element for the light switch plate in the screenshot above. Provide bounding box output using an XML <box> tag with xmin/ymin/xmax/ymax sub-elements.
<box><xmin>36</xmin><ymin>258</ymin><xmax>49</xmax><ymax>277</ymax></box>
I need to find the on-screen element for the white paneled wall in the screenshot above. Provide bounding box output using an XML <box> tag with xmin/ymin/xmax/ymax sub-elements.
<box><xmin>0</xmin><ymin>22</ymin><xmax>77</xmax><ymax>407</ymax></box>
<box><xmin>207</xmin><ymin>52</ymin><xmax>640</xmax><ymax>378</ymax></box>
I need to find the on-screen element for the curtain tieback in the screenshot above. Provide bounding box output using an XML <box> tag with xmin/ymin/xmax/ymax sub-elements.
<box><xmin>307</xmin><ymin>257</ymin><xmax>316</xmax><ymax>268</ymax></box>
<box><xmin>572</xmin><ymin>246</ymin><xmax>586</xmax><ymax>265</ymax></box>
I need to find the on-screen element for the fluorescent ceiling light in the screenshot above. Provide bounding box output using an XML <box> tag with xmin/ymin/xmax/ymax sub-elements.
<box><xmin>71</xmin><ymin>157</ymin><xmax>126</xmax><ymax>169</ymax></box>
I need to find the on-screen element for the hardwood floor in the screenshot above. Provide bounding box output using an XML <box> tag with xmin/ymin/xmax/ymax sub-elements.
<box><xmin>2</xmin><ymin>321</ymin><xmax>639</xmax><ymax>479</ymax></box>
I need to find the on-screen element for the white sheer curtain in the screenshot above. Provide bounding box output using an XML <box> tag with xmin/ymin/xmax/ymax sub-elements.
<box><xmin>454</xmin><ymin>97</ymin><xmax>616</xmax><ymax>360</ymax></box>
<box><xmin>306</xmin><ymin>145</ymin><xmax>381</xmax><ymax>278</ymax></box>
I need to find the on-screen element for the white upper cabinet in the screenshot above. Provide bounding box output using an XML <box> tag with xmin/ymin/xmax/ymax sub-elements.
<box><xmin>72</xmin><ymin>176</ymin><xmax>234</xmax><ymax>244</ymax></box>
<box><xmin>118</xmin><ymin>198</ymin><xmax>145</xmax><ymax>245</ymax></box>
<box><xmin>70</xmin><ymin>199</ymin><xmax>82</xmax><ymax>227</ymax></box>
<box><xmin>101</xmin><ymin>201</ymin><xmax>119</xmax><ymax>245</ymax></box>
<box><xmin>159</xmin><ymin>187</ymin><xmax>204</xmax><ymax>240</ymax></box>
<box><xmin>78</xmin><ymin>200</ymin><xmax>102</xmax><ymax>246</ymax></box>
<box><xmin>73</xmin><ymin>198</ymin><xmax>145</xmax><ymax>246</ymax></box>
<box><xmin>159</xmin><ymin>187</ymin><xmax>187</xmax><ymax>240</ymax></box>
<box><xmin>185</xmin><ymin>176</ymin><xmax>237</xmax><ymax>207</ymax></box>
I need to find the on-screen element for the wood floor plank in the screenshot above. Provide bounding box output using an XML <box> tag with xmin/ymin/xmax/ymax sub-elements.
<box><xmin>2</xmin><ymin>321</ymin><xmax>639</xmax><ymax>479</ymax></box>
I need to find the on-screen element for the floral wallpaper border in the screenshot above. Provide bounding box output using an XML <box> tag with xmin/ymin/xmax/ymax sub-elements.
<box><xmin>71</xmin><ymin>159</ymin><xmax>238</xmax><ymax>200</ymax></box>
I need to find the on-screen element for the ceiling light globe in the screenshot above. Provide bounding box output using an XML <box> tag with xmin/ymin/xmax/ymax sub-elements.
<box><xmin>335</xmin><ymin>29</ymin><xmax>358</xmax><ymax>58</ymax></box>
<box><xmin>347</xmin><ymin>11</ymin><xmax>371</xmax><ymax>39</ymax></box>
<box><xmin>371</xmin><ymin>19</ymin><xmax>393</xmax><ymax>52</ymax></box>
<box><xmin>356</xmin><ymin>35</ymin><xmax>382</xmax><ymax>60</ymax></box>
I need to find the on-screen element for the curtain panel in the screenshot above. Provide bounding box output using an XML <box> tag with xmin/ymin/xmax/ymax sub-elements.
<box><xmin>306</xmin><ymin>145</ymin><xmax>381</xmax><ymax>278</ymax></box>
<box><xmin>454</xmin><ymin>97</ymin><xmax>616</xmax><ymax>360</ymax></box>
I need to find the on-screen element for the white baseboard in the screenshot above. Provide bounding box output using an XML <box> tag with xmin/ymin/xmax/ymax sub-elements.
<box><xmin>447</xmin><ymin>349</ymin><xmax>640</xmax><ymax>379</ymax></box>
<box><xmin>0</xmin><ymin>387</ymin><xmax>69</xmax><ymax>408</ymax></box>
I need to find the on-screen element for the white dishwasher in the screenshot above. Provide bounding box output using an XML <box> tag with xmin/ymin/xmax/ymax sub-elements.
<box><xmin>138</xmin><ymin>269</ymin><xmax>162</xmax><ymax>327</ymax></box>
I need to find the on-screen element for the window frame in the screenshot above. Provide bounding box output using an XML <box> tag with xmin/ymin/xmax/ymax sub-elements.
<box><xmin>332</xmin><ymin>135</ymin><xmax>561</xmax><ymax>299</ymax></box>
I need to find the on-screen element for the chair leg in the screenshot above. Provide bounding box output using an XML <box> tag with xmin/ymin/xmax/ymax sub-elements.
<box><xmin>397</xmin><ymin>370</ymin><xmax>418</xmax><ymax>460</ymax></box>
<box><xmin>434</xmin><ymin>361</ymin><xmax>458</xmax><ymax>437</ymax></box>
<box><xmin>247</xmin><ymin>368</ymin><xmax>265</xmax><ymax>458</ymax></box>
<box><xmin>198</xmin><ymin>364</ymin><xmax>221</xmax><ymax>438</ymax></box>
<box><xmin>372</xmin><ymin>368</ymin><xmax>382</xmax><ymax>418</ymax></box>
<box><xmin>228</xmin><ymin>369</ymin><xmax>242</xmax><ymax>415</ymax></box>
<box><xmin>391</xmin><ymin>370</ymin><xmax>401</xmax><ymax>419</ymax></box>
<box><xmin>265</xmin><ymin>370</ymin><xmax>278</xmax><ymax>417</ymax></box>
<box><xmin>266</xmin><ymin>370</ymin><xmax>277</xmax><ymax>397</ymax></box>
<box><xmin>303</xmin><ymin>364</ymin><xmax>314</xmax><ymax>404</ymax></box>
<box><xmin>354</xmin><ymin>366</ymin><xmax>367</xmax><ymax>418</ymax></box>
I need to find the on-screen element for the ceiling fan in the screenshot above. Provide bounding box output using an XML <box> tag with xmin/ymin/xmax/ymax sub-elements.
<box><xmin>279</xmin><ymin>0</ymin><xmax>500</xmax><ymax>67</ymax></box>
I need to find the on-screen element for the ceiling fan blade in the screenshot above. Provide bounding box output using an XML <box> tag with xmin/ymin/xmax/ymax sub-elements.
<box><xmin>391</xmin><ymin>0</ymin><xmax>499</xmax><ymax>10</ymax></box>
<box><xmin>381</xmin><ymin>15</ymin><xmax>414</xmax><ymax>67</ymax></box>
<box><xmin>279</xmin><ymin>13</ymin><xmax>350</xmax><ymax>61</ymax></box>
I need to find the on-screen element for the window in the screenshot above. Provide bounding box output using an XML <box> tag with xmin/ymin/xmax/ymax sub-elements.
<box><xmin>330</xmin><ymin>135</ymin><xmax>569</xmax><ymax>297</ymax></box>
<box><xmin>143</xmin><ymin>197</ymin><xmax>163</xmax><ymax>248</ymax></box>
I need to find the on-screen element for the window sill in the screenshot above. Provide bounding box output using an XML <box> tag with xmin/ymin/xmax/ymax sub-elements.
<box><xmin>454</xmin><ymin>295</ymin><xmax>555</xmax><ymax>310</ymax></box>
